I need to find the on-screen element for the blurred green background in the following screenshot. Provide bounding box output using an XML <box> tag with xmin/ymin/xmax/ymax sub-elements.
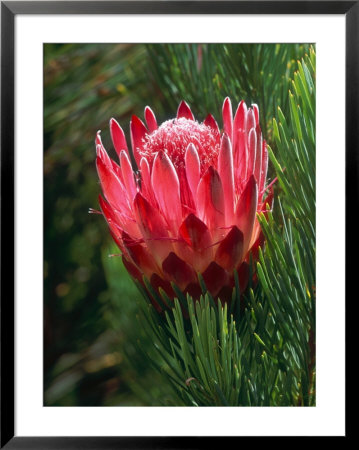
<box><xmin>44</xmin><ymin>43</ymin><xmax>311</xmax><ymax>406</ymax></box>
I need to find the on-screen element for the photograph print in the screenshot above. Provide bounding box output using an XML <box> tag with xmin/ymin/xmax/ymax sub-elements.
<box><xmin>44</xmin><ymin>43</ymin><xmax>315</xmax><ymax>407</ymax></box>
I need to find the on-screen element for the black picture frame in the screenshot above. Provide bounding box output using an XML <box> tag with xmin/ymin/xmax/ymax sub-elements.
<box><xmin>1</xmin><ymin>1</ymin><xmax>355</xmax><ymax>447</ymax></box>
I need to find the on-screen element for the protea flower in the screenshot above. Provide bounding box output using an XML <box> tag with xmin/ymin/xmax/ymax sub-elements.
<box><xmin>95</xmin><ymin>98</ymin><xmax>272</xmax><ymax>310</ymax></box>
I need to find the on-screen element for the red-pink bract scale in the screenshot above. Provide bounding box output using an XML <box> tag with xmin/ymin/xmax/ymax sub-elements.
<box><xmin>95</xmin><ymin>98</ymin><xmax>272</xmax><ymax>311</ymax></box>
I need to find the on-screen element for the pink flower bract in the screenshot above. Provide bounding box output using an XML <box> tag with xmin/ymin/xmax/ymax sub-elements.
<box><xmin>95</xmin><ymin>98</ymin><xmax>271</xmax><ymax>310</ymax></box>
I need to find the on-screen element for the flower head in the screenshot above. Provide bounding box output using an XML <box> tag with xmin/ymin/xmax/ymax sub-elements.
<box><xmin>95</xmin><ymin>98</ymin><xmax>272</xmax><ymax>310</ymax></box>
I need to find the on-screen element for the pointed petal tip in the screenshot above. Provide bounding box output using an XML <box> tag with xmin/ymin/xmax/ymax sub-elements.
<box><xmin>179</xmin><ymin>100</ymin><xmax>190</xmax><ymax>108</ymax></box>
<box><xmin>95</xmin><ymin>130</ymin><xmax>102</xmax><ymax>145</ymax></box>
<box><xmin>206</xmin><ymin>165</ymin><xmax>216</xmax><ymax>176</ymax></box>
<box><xmin>130</xmin><ymin>114</ymin><xmax>146</xmax><ymax>130</ymax></box>
<box><xmin>130</xmin><ymin>115</ymin><xmax>148</xmax><ymax>166</ymax></box>
<box><xmin>203</xmin><ymin>113</ymin><xmax>220</xmax><ymax>134</ymax></box>
<box><xmin>249</xmin><ymin>173</ymin><xmax>257</xmax><ymax>186</ymax></box>
<box><xmin>140</xmin><ymin>156</ymin><xmax>148</xmax><ymax>166</ymax></box>
<box><xmin>186</xmin><ymin>142</ymin><xmax>197</xmax><ymax>153</ymax></box>
<box><xmin>246</xmin><ymin>173</ymin><xmax>258</xmax><ymax>192</ymax></box>
<box><xmin>220</xmin><ymin>132</ymin><xmax>231</xmax><ymax>145</ymax></box>
<box><xmin>144</xmin><ymin>106</ymin><xmax>158</xmax><ymax>132</ymax></box>
<box><xmin>202</xmin><ymin>261</ymin><xmax>230</xmax><ymax>297</ymax></box>
<box><xmin>222</xmin><ymin>97</ymin><xmax>232</xmax><ymax>111</ymax></box>
<box><xmin>222</xmin><ymin>97</ymin><xmax>233</xmax><ymax>139</ymax></box>
<box><xmin>252</xmin><ymin>104</ymin><xmax>259</xmax><ymax>125</ymax></box>
<box><xmin>109</xmin><ymin>117</ymin><xmax>121</xmax><ymax>133</ymax></box>
<box><xmin>98</xmin><ymin>193</ymin><xmax>104</xmax><ymax>205</ymax></box>
<box><xmin>144</xmin><ymin>105</ymin><xmax>155</xmax><ymax>117</ymax></box>
<box><xmin>134</xmin><ymin>190</ymin><xmax>143</xmax><ymax>204</ymax></box>
<box><xmin>96</xmin><ymin>143</ymin><xmax>111</xmax><ymax>164</ymax></box>
<box><xmin>153</xmin><ymin>149</ymin><xmax>177</xmax><ymax>171</ymax></box>
<box><xmin>177</xmin><ymin>100</ymin><xmax>195</xmax><ymax>120</ymax></box>
<box><xmin>152</xmin><ymin>149</ymin><xmax>167</xmax><ymax>167</ymax></box>
<box><xmin>133</xmin><ymin>191</ymin><xmax>147</xmax><ymax>213</ymax></box>
<box><xmin>215</xmin><ymin>226</ymin><xmax>244</xmax><ymax>271</ymax></box>
<box><xmin>162</xmin><ymin>252</ymin><xmax>196</xmax><ymax>290</ymax></box>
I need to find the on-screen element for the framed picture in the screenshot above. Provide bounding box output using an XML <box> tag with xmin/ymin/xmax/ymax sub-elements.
<box><xmin>1</xmin><ymin>1</ymin><xmax>354</xmax><ymax>447</ymax></box>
